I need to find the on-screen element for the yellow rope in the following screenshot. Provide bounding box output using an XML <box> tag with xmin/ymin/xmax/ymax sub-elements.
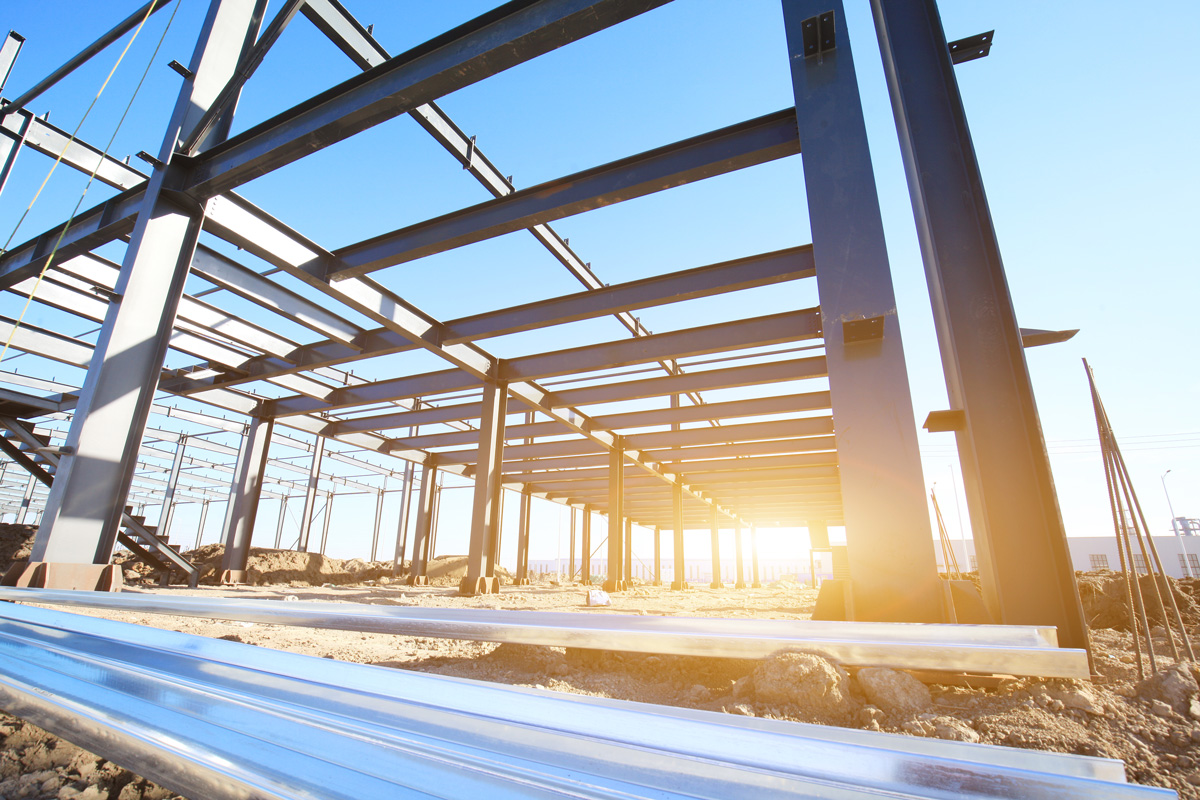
<box><xmin>1</xmin><ymin>0</ymin><xmax>179</xmax><ymax>364</ymax></box>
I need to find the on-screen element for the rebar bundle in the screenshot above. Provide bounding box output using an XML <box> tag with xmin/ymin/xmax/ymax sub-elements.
<box><xmin>1085</xmin><ymin>359</ymin><xmax>1195</xmax><ymax>679</ymax></box>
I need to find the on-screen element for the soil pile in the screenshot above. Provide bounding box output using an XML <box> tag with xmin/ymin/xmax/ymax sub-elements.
<box><xmin>0</xmin><ymin>524</ymin><xmax>36</xmax><ymax>573</ymax></box>
<box><xmin>1079</xmin><ymin>570</ymin><xmax>1200</xmax><ymax>630</ymax></box>
<box><xmin>0</xmin><ymin>716</ymin><xmax>183</xmax><ymax>800</ymax></box>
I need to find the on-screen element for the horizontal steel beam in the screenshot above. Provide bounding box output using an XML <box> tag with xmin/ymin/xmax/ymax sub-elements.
<box><xmin>0</xmin><ymin>600</ymin><xmax>1138</xmax><ymax>800</ymax></box>
<box><xmin>501</xmin><ymin>309</ymin><xmax>821</xmax><ymax>382</ymax></box>
<box><xmin>186</xmin><ymin>0</ymin><xmax>672</xmax><ymax>198</ymax></box>
<box><xmin>0</xmin><ymin>590</ymin><xmax>1089</xmax><ymax>678</ymax></box>
<box><xmin>332</xmin><ymin>109</ymin><xmax>801</xmax><ymax>278</ymax></box>
<box><xmin>550</xmin><ymin>356</ymin><xmax>828</xmax><ymax>408</ymax></box>
<box><xmin>443</xmin><ymin>246</ymin><xmax>815</xmax><ymax>344</ymax></box>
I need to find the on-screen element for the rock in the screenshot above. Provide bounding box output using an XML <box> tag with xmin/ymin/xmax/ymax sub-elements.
<box><xmin>1190</xmin><ymin>696</ymin><xmax>1200</xmax><ymax>721</ymax></box>
<box><xmin>1052</xmin><ymin>686</ymin><xmax>1105</xmax><ymax>715</ymax></box>
<box><xmin>933</xmin><ymin>718</ymin><xmax>981</xmax><ymax>743</ymax></box>
<box><xmin>1151</xmin><ymin>699</ymin><xmax>1174</xmax><ymax>719</ymax></box>
<box><xmin>1188</xmin><ymin>772</ymin><xmax>1200</xmax><ymax>787</ymax></box>
<box><xmin>751</xmin><ymin>652</ymin><xmax>856</xmax><ymax>721</ymax></box>
<box><xmin>586</xmin><ymin>589</ymin><xmax>611</xmax><ymax>607</ymax></box>
<box><xmin>123</xmin><ymin>570</ymin><xmax>140</xmax><ymax>582</ymax></box>
<box><xmin>1171</xmin><ymin>729</ymin><xmax>1191</xmax><ymax>748</ymax></box>
<box><xmin>1139</xmin><ymin>666</ymin><xmax>1199</xmax><ymax>713</ymax></box>
<box><xmin>856</xmin><ymin>668</ymin><xmax>932</xmax><ymax>716</ymax></box>
<box><xmin>731</xmin><ymin>675</ymin><xmax>752</xmax><ymax>699</ymax></box>
<box><xmin>729</xmin><ymin>704</ymin><xmax>755</xmax><ymax>716</ymax></box>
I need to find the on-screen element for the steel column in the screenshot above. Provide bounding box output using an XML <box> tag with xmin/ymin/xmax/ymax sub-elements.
<box><xmin>604</xmin><ymin>445</ymin><xmax>624</xmax><ymax>592</ymax></box>
<box><xmin>17</xmin><ymin>474</ymin><xmax>37</xmax><ymax>525</ymax></box>
<box><xmin>461</xmin><ymin>381</ymin><xmax>507</xmax><ymax>595</ymax></box>
<box><xmin>0</xmin><ymin>108</ymin><xmax>31</xmax><ymax>200</ymax></box>
<box><xmin>297</xmin><ymin>437</ymin><xmax>325</xmax><ymax>552</ymax></box>
<box><xmin>783</xmin><ymin>0</ymin><xmax>942</xmax><ymax>622</ymax></box>
<box><xmin>30</xmin><ymin>0</ymin><xmax>263</xmax><ymax>567</ymax></box>
<box><xmin>0</xmin><ymin>31</ymin><xmax>22</xmax><ymax>95</ymax></box>
<box><xmin>568</xmin><ymin>508</ymin><xmax>576</xmax><ymax>581</ymax></box>
<box><xmin>369</xmin><ymin>484</ymin><xmax>384</xmax><ymax>562</ymax></box>
<box><xmin>219</xmin><ymin>415</ymin><xmax>274</xmax><ymax>576</ymax></box>
<box><xmin>157</xmin><ymin>436</ymin><xmax>188</xmax><ymax>542</ymax></box>
<box><xmin>408</xmin><ymin>463</ymin><xmax>437</xmax><ymax>584</ymax></box>
<box><xmin>318</xmin><ymin>492</ymin><xmax>334</xmax><ymax>554</ymax></box>
<box><xmin>429</xmin><ymin>479</ymin><xmax>442</xmax><ymax>560</ymax></box>
<box><xmin>623</xmin><ymin>518</ymin><xmax>633</xmax><ymax>586</ymax></box>
<box><xmin>751</xmin><ymin>526</ymin><xmax>761</xmax><ymax>588</ymax></box>
<box><xmin>515</xmin><ymin>486</ymin><xmax>532</xmax><ymax>585</ymax></box>
<box><xmin>734</xmin><ymin>520</ymin><xmax>746</xmax><ymax>589</ymax></box>
<box><xmin>194</xmin><ymin>500</ymin><xmax>210</xmax><ymax>549</ymax></box>
<box><xmin>653</xmin><ymin>526</ymin><xmax>662</xmax><ymax>586</ymax></box>
<box><xmin>274</xmin><ymin>495</ymin><xmax>289</xmax><ymax>549</ymax></box>
<box><xmin>709</xmin><ymin>509</ymin><xmax>722</xmax><ymax>589</ymax></box>
<box><xmin>581</xmin><ymin>506</ymin><xmax>592</xmax><ymax>585</ymax></box>
<box><xmin>392</xmin><ymin>461</ymin><xmax>414</xmax><ymax>573</ymax></box>
<box><xmin>670</xmin><ymin>483</ymin><xmax>686</xmax><ymax>590</ymax></box>
<box><xmin>870</xmin><ymin>0</ymin><xmax>1088</xmax><ymax>648</ymax></box>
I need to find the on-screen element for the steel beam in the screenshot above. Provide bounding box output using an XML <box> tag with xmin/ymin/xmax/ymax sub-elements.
<box><xmin>604</xmin><ymin>445</ymin><xmax>624</xmax><ymax>592</ymax></box>
<box><xmin>0</xmin><ymin>32</ymin><xmax>22</xmax><ymax>95</ymax></box>
<box><xmin>31</xmin><ymin>0</ymin><xmax>264</xmax><ymax>566</ymax></box>
<box><xmin>392</xmin><ymin>458</ymin><xmax>414</xmax><ymax>572</ymax></box>
<box><xmin>186</xmin><ymin>0</ymin><xmax>673</xmax><ymax>198</ymax></box>
<box><xmin>515</xmin><ymin>486</ymin><xmax>532</xmax><ymax>584</ymax></box>
<box><xmin>408</xmin><ymin>463</ymin><xmax>436</xmax><ymax>584</ymax></box>
<box><xmin>709</xmin><ymin>509</ymin><xmax>723</xmax><ymax>588</ymax></box>
<box><xmin>870</xmin><ymin>0</ymin><xmax>1088</xmax><ymax>648</ymax></box>
<box><xmin>751</xmin><ymin>525</ymin><xmax>761</xmax><ymax>588</ymax></box>
<box><xmin>219</xmin><ymin>415</ymin><xmax>274</xmax><ymax>576</ymax></box>
<box><xmin>784</xmin><ymin>0</ymin><xmax>941</xmax><ymax>622</ymax></box>
<box><xmin>331</xmin><ymin>110</ymin><xmax>801</xmax><ymax>278</ymax></box>
<box><xmin>297</xmin><ymin>437</ymin><xmax>325</xmax><ymax>552</ymax></box>
<box><xmin>550</xmin><ymin>356</ymin><xmax>826</xmax><ymax>408</ymax></box>
<box><xmin>581</xmin><ymin>506</ymin><xmax>592</xmax><ymax>584</ymax></box>
<box><xmin>500</xmin><ymin>309</ymin><xmax>820</xmax><ymax>382</ymax></box>
<box><xmin>461</xmin><ymin>382</ymin><xmax>507</xmax><ymax>595</ymax></box>
<box><xmin>4</xmin><ymin>1</ymin><xmax>174</xmax><ymax>112</ymax></box>
<box><xmin>670</xmin><ymin>483</ymin><xmax>685</xmax><ymax>590</ymax></box>
<box><xmin>734</xmin><ymin>520</ymin><xmax>746</xmax><ymax>589</ymax></box>
<box><xmin>156</xmin><ymin>435</ymin><xmax>187</xmax><ymax>541</ymax></box>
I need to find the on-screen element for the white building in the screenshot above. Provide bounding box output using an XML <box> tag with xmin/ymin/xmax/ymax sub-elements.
<box><xmin>935</xmin><ymin>533</ymin><xmax>1199</xmax><ymax>580</ymax></box>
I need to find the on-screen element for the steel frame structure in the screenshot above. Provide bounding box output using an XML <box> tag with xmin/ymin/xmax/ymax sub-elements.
<box><xmin>0</xmin><ymin>0</ymin><xmax>1086</xmax><ymax>639</ymax></box>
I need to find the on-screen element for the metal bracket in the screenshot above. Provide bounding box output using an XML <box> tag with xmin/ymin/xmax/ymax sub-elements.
<box><xmin>167</xmin><ymin>59</ymin><xmax>194</xmax><ymax>80</ymax></box>
<box><xmin>135</xmin><ymin>150</ymin><xmax>165</xmax><ymax>170</ymax></box>
<box><xmin>923</xmin><ymin>409</ymin><xmax>965</xmax><ymax>433</ymax></box>
<box><xmin>841</xmin><ymin>314</ymin><xmax>884</xmax><ymax>344</ymax></box>
<box><xmin>948</xmin><ymin>30</ymin><xmax>994</xmax><ymax>65</ymax></box>
<box><xmin>463</xmin><ymin>135</ymin><xmax>476</xmax><ymax>170</ymax></box>
<box><xmin>801</xmin><ymin>11</ymin><xmax>836</xmax><ymax>58</ymax></box>
<box><xmin>35</xmin><ymin>445</ymin><xmax>74</xmax><ymax>455</ymax></box>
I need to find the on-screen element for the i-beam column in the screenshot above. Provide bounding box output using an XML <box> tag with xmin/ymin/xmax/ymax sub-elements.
<box><xmin>408</xmin><ymin>462</ymin><xmax>437</xmax><ymax>586</ymax></box>
<box><xmin>515</xmin><ymin>485</ymin><xmax>532</xmax><ymax>585</ymax></box>
<box><xmin>604</xmin><ymin>444</ymin><xmax>624</xmax><ymax>592</ymax></box>
<box><xmin>158</xmin><ymin>435</ymin><xmax>188</xmax><ymax>542</ymax></box>
<box><xmin>709</xmin><ymin>509</ymin><xmax>723</xmax><ymax>589</ymax></box>
<box><xmin>30</xmin><ymin>0</ymin><xmax>262</xmax><ymax>575</ymax></box>
<box><xmin>297</xmin><ymin>437</ymin><xmax>325</xmax><ymax>552</ymax></box>
<box><xmin>460</xmin><ymin>381</ymin><xmax>507</xmax><ymax>596</ymax></box>
<box><xmin>581</xmin><ymin>506</ymin><xmax>592</xmax><ymax>585</ymax></box>
<box><xmin>734</xmin><ymin>519</ymin><xmax>746</xmax><ymax>589</ymax></box>
<box><xmin>670</xmin><ymin>483</ymin><xmax>687</xmax><ymax>590</ymax></box>
<box><xmin>870</xmin><ymin>0</ymin><xmax>1088</xmax><ymax>649</ymax></box>
<box><xmin>219</xmin><ymin>414</ymin><xmax>274</xmax><ymax>584</ymax></box>
<box><xmin>783</xmin><ymin>0</ymin><xmax>942</xmax><ymax>622</ymax></box>
<box><xmin>392</xmin><ymin>461</ymin><xmax>414</xmax><ymax>575</ymax></box>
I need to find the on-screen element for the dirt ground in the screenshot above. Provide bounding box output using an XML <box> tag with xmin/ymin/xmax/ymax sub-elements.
<box><xmin>2</xmin><ymin>526</ymin><xmax>1200</xmax><ymax>799</ymax></box>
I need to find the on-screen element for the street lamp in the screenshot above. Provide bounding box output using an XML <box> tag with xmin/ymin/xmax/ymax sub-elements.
<box><xmin>1162</xmin><ymin>470</ymin><xmax>1193</xmax><ymax>578</ymax></box>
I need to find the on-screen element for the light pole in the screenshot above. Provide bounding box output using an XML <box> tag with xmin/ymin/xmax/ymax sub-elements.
<box><xmin>1162</xmin><ymin>470</ymin><xmax>1193</xmax><ymax>578</ymax></box>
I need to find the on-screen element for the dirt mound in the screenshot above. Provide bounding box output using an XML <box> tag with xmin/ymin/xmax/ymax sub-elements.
<box><xmin>423</xmin><ymin>555</ymin><xmax>512</xmax><ymax>586</ymax></box>
<box><xmin>1078</xmin><ymin>570</ymin><xmax>1200</xmax><ymax>630</ymax></box>
<box><xmin>0</xmin><ymin>524</ymin><xmax>36</xmax><ymax>573</ymax></box>
<box><xmin>0</xmin><ymin>713</ymin><xmax>183</xmax><ymax>799</ymax></box>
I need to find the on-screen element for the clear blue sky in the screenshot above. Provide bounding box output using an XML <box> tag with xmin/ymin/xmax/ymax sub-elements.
<box><xmin>1</xmin><ymin>0</ymin><xmax>1197</xmax><ymax>564</ymax></box>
